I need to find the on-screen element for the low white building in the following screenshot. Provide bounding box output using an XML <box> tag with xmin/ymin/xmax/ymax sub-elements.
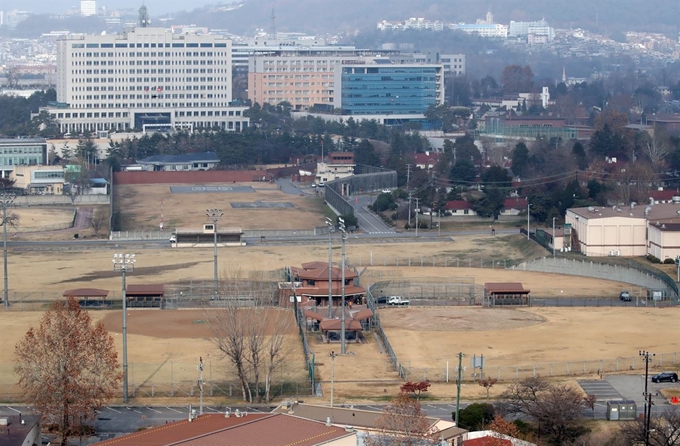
<box><xmin>136</xmin><ymin>152</ymin><xmax>220</xmax><ymax>171</ymax></box>
<box><xmin>316</xmin><ymin>152</ymin><xmax>355</xmax><ymax>185</ymax></box>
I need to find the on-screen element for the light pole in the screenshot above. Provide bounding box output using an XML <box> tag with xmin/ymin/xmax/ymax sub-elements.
<box><xmin>526</xmin><ymin>202</ymin><xmax>532</xmax><ymax>240</ymax></box>
<box><xmin>0</xmin><ymin>192</ymin><xmax>15</xmax><ymax>309</ymax></box>
<box><xmin>640</xmin><ymin>350</ymin><xmax>655</xmax><ymax>446</ymax></box>
<box><xmin>113</xmin><ymin>253</ymin><xmax>136</xmax><ymax>404</ymax></box>
<box><xmin>206</xmin><ymin>208</ymin><xmax>223</xmax><ymax>294</ymax></box>
<box><xmin>552</xmin><ymin>217</ymin><xmax>557</xmax><ymax>257</ymax></box>
<box><xmin>197</xmin><ymin>356</ymin><xmax>204</xmax><ymax>416</ymax></box>
<box><xmin>326</xmin><ymin>217</ymin><xmax>334</xmax><ymax>318</ymax></box>
<box><xmin>338</xmin><ymin>217</ymin><xmax>347</xmax><ymax>355</ymax></box>
<box><xmin>329</xmin><ymin>351</ymin><xmax>337</xmax><ymax>407</ymax></box>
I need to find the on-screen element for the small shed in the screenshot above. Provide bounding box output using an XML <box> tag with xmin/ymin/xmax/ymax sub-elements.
<box><xmin>319</xmin><ymin>319</ymin><xmax>362</xmax><ymax>343</ymax></box>
<box><xmin>484</xmin><ymin>282</ymin><xmax>531</xmax><ymax>306</ymax></box>
<box><xmin>606</xmin><ymin>400</ymin><xmax>637</xmax><ymax>421</ymax></box>
<box><xmin>63</xmin><ymin>288</ymin><xmax>110</xmax><ymax>307</ymax></box>
<box><xmin>126</xmin><ymin>284</ymin><xmax>165</xmax><ymax>308</ymax></box>
<box><xmin>173</xmin><ymin>226</ymin><xmax>245</xmax><ymax>247</ymax></box>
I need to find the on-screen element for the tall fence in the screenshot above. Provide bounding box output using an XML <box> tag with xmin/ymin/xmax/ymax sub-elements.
<box><xmin>367</xmin><ymin>283</ymin><xmax>407</xmax><ymax>379</ymax></box>
<box><xmin>109</xmin><ymin>227</ymin><xmax>331</xmax><ymax>241</ymax></box>
<box><xmin>395</xmin><ymin>351</ymin><xmax>680</xmax><ymax>384</ymax></box>
<box><xmin>13</xmin><ymin>194</ymin><xmax>109</xmax><ymax>207</ymax></box>
<box><xmin>514</xmin><ymin>257</ymin><xmax>678</xmax><ymax>300</ymax></box>
<box><xmin>325</xmin><ymin>167</ymin><xmax>397</xmax><ymax>218</ymax></box>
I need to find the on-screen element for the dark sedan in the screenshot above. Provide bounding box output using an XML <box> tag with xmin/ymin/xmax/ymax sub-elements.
<box><xmin>652</xmin><ymin>372</ymin><xmax>678</xmax><ymax>383</ymax></box>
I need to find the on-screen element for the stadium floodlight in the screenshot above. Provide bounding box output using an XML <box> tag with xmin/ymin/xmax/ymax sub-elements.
<box><xmin>338</xmin><ymin>218</ymin><xmax>347</xmax><ymax>354</ymax></box>
<box><xmin>113</xmin><ymin>253</ymin><xmax>136</xmax><ymax>403</ymax></box>
<box><xmin>326</xmin><ymin>217</ymin><xmax>333</xmax><ymax>318</ymax></box>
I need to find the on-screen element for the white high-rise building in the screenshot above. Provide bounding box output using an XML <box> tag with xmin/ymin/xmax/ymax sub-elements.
<box><xmin>39</xmin><ymin>27</ymin><xmax>249</xmax><ymax>134</ymax></box>
<box><xmin>80</xmin><ymin>0</ymin><xmax>96</xmax><ymax>16</ymax></box>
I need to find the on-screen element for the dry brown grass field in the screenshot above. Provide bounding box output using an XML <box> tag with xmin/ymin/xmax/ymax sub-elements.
<box><xmin>12</xmin><ymin>208</ymin><xmax>74</xmax><ymax>231</ymax></box>
<box><xmin>116</xmin><ymin>183</ymin><xmax>328</xmax><ymax>230</ymax></box>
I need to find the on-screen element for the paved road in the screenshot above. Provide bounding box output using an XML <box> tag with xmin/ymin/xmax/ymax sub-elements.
<box><xmin>348</xmin><ymin>194</ymin><xmax>395</xmax><ymax>234</ymax></box>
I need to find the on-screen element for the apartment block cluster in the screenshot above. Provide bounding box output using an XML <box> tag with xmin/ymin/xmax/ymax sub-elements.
<box><xmin>377</xmin><ymin>11</ymin><xmax>555</xmax><ymax>43</ymax></box>
<box><xmin>33</xmin><ymin>14</ymin><xmax>460</xmax><ymax>134</ymax></box>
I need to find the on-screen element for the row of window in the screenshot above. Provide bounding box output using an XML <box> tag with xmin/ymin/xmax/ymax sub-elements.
<box><xmin>34</xmin><ymin>171</ymin><xmax>64</xmax><ymax>179</ymax></box>
<box><xmin>0</xmin><ymin>147</ymin><xmax>42</xmax><ymax>154</ymax></box>
<box><xmin>71</xmin><ymin>60</ymin><xmax>225</xmax><ymax>66</ymax></box>
<box><xmin>263</xmin><ymin>74</ymin><xmax>333</xmax><ymax>79</ymax></box>
<box><xmin>72</xmin><ymin>42</ymin><xmax>228</xmax><ymax>49</ymax></box>
<box><xmin>52</xmin><ymin>110</ymin><xmax>243</xmax><ymax>119</ymax></box>
<box><xmin>75</xmin><ymin>51</ymin><xmax>220</xmax><ymax>57</ymax></box>
<box><xmin>72</xmin><ymin>69</ymin><xmax>224</xmax><ymax>75</ymax></box>
<box><xmin>72</xmin><ymin>78</ymin><xmax>223</xmax><ymax>85</ymax></box>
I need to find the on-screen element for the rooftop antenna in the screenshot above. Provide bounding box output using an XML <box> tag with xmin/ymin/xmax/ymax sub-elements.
<box><xmin>139</xmin><ymin>4</ymin><xmax>150</xmax><ymax>28</ymax></box>
<box><xmin>270</xmin><ymin>7</ymin><xmax>276</xmax><ymax>37</ymax></box>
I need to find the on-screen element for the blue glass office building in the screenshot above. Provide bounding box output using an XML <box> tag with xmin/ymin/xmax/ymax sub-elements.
<box><xmin>336</xmin><ymin>64</ymin><xmax>443</xmax><ymax>115</ymax></box>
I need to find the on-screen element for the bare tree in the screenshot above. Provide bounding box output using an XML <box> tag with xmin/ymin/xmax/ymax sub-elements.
<box><xmin>478</xmin><ymin>376</ymin><xmax>498</xmax><ymax>399</ymax></box>
<box><xmin>583</xmin><ymin>394</ymin><xmax>597</xmax><ymax>419</ymax></box>
<box><xmin>88</xmin><ymin>209</ymin><xmax>107</xmax><ymax>235</ymax></box>
<box><xmin>4</xmin><ymin>66</ymin><xmax>20</xmax><ymax>89</ymax></box>
<box><xmin>208</xmin><ymin>267</ymin><xmax>291</xmax><ymax>403</ymax></box>
<box><xmin>641</xmin><ymin>127</ymin><xmax>671</xmax><ymax>166</ymax></box>
<box><xmin>620</xmin><ymin>406</ymin><xmax>680</xmax><ymax>446</ymax></box>
<box><xmin>484</xmin><ymin>414</ymin><xmax>523</xmax><ymax>446</ymax></box>
<box><xmin>501</xmin><ymin>376</ymin><xmax>587</xmax><ymax>445</ymax></box>
<box><xmin>14</xmin><ymin>298</ymin><xmax>121</xmax><ymax>446</ymax></box>
<box><xmin>365</xmin><ymin>392</ymin><xmax>441</xmax><ymax>446</ymax></box>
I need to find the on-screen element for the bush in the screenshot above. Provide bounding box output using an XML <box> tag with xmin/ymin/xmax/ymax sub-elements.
<box><xmin>647</xmin><ymin>254</ymin><xmax>661</xmax><ymax>264</ymax></box>
<box><xmin>456</xmin><ymin>403</ymin><xmax>495</xmax><ymax>430</ymax></box>
<box><xmin>664</xmin><ymin>258</ymin><xmax>676</xmax><ymax>264</ymax></box>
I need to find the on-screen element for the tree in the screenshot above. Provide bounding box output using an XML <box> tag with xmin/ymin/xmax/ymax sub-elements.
<box><xmin>501</xmin><ymin>65</ymin><xmax>534</xmax><ymax>94</ymax></box>
<box><xmin>373</xmin><ymin>192</ymin><xmax>396</xmax><ymax>212</ymax></box>
<box><xmin>456</xmin><ymin>402</ymin><xmax>495</xmax><ymax>430</ymax></box>
<box><xmin>208</xmin><ymin>269</ymin><xmax>291</xmax><ymax>403</ymax></box>
<box><xmin>472</xmin><ymin>187</ymin><xmax>505</xmax><ymax>219</ymax></box>
<box><xmin>583</xmin><ymin>394</ymin><xmax>597</xmax><ymax>419</ymax></box>
<box><xmin>450</xmin><ymin>159</ymin><xmax>477</xmax><ymax>184</ymax></box>
<box><xmin>88</xmin><ymin>209</ymin><xmax>107</xmax><ymax>235</ymax></box>
<box><xmin>400</xmin><ymin>381</ymin><xmax>431</xmax><ymax>400</ymax></box>
<box><xmin>14</xmin><ymin>297</ymin><xmax>121</xmax><ymax>446</ymax></box>
<box><xmin>365</xmin><ymin>392</ymin><xmax>440</xmax><ymax>446</ymax></box>
<box><xmin>641</xmin><ymin>127</ymin><xmax>670</xmax><ymax>166</ymax></box>
<box><xmin>511</xmin><ymin>142</ymin><xmax>529</xmax><ymax>178</ymax></box>
<box><xmin>501</xmin><ymin>377</ymin><xmax>588</xmax><ymax>445</ymax></box>
<box><xmin>620</xmin><ymin>406</ymin><xmax>680</xmax><ymax>446</ymax></box>
<box><xmin>478</xmin><ymin>376</ymin><xmax>498</xmax><ymax>399</ymax></box>
<box><xmin>485</xmin><ymin>414</ymin><xmax>523</xmax><ymax>446</ymax></box>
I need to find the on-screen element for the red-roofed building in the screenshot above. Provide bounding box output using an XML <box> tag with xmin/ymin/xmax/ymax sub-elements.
<box><xmin>94</xmin><ymin>413</ymin><xmax>356</xmax><ymax>446</ymax></box>
<box><xmin>501</xmin><ymin>197</ymin><xmax>528</xmax><ymax>216</ymax></box>
<box><xmin>463</xmin><ymin>430</ymin><xmax>536</xmax><ymax>445</ymax></box>
<box><xmin>279</xmin><ymin>262</ymin><xmax>365</xmax><ymax>308</ymax></box>
<box><xmin>414</xmin><ymin>152</ymin><xmax>442</xmax><ymax>170</ymax></box>
<box><xmin>443</xmin><ymin>200</ymin><xmax>476</xmax><ymax>216</ymax></box>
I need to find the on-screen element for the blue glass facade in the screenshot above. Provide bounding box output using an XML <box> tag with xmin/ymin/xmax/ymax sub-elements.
<box><xmin>339</xmin><ymin>65</ymin><xmax>442</xmax><ymax>115</ymax></box>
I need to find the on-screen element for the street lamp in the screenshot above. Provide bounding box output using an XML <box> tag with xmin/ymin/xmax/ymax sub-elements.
<box><xmin>552</xmin><ymin>217</ymin><xmax>557</xmax><ymax>257</ymax></box>
<box><xmin>338</xmin><ymin>217</ymin><xmax>347</xmax><ymax>355</ymax></box>
<box><xmin>326</xmin><ymin>217</ymin><xmax>333</xmax><ymax>318</ymax></box>
<box><xmin>206</xmin><ymin>208</ymin><xmax>223</xmax><ymax>294</ymax></box>
<box><xmin>640</xmin><ymin>350</ymin><xmax>655</xmax><ymax>446</ymax></box>
<box><xmin>113</xmin><ymin>253</ymin><xmax>136</xmax><ymax>403</ymax></box>
<box><xmin>329</xmin><ymin>351</ymin><xmax>337</xmax><ymax>407</ymax></box>
<box><xmin>0</xmin><ymin>192</ymin><xmax>15</xmax><ymax>309</ymax></box>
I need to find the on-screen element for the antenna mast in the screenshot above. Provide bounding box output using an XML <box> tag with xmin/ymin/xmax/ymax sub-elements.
<box><xmin>270</xmin><ymin>7</ymin><xmax>276</xmax><ymax>37</ymax></box>
<box><xmin>139</xmin><ymin>4</ymin><xmax>150</xmax><ymax>28</ymax></box>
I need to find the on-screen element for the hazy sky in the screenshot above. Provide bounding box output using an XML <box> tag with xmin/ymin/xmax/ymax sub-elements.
<box><xmin>5</xmin><ymin>0</ymin><xmax>223</xmax><ymax>15</ymax></box>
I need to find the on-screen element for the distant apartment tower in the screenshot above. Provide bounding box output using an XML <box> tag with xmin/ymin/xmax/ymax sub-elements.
<box><xmin>80</xmin><ymin>0</ymin><xmax>96</xmax><ymax>16</ymax></box>
<box><xmin>39</xmin><ymin>27</ymin><xmax>249</xmax><ymax>134</ymax></box>
<box><xmin>508</xmin><ymin>19</ymin><xmax>554</xmax><ymax>42</ymax></box>
<box><xmin>334</xmin><ymin>63</ymin><xmax>444</xmax><ymax>116</ymax></box>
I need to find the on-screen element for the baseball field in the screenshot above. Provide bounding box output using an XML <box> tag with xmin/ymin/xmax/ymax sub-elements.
<box><xmin>0</xmin><ymin>180</ymin><xmax>673</xmax><ymax>405</ymax></box>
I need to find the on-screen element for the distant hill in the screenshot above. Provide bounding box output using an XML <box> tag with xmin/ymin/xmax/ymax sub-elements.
<box><xmin>172</xmin><ymin>0</ymin><xmax>680</xmax><ymax>37</ymax></box>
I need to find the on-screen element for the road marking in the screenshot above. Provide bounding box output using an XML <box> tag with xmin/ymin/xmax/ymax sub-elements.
<box><xmin>5</xmin><ymin>406</ymin><xmax>21</xmax><ymax>413</ymax></box>
<box><xmin>106</xmin><ymin>407</ymin><xmax>121</xmax><ymax>414</ymax></box>
<box><xmin>366</xmin><ymin>405</ymin><xmax>382</xmax><ymax>410</ymax></box>
<box><xmin>205</xmin><ymin>406</ymin><xmax>218</xmax><ymax>412</ymax></box>
<box><xmin>246</xmin><ymin>407</ymin><xmax>261</xmax><ymax>412</ymax></box>
<box><xmin>94</xmin><ymin>409</ymin><xmax>101</xmax><ymax>414</ymax></box>
<box><xmin>447</xmin><ymin>405</ymin><xmax>457</xmax><ymax>408</ymax></box>
<box><xmin>146</xmin><ymin>407</ymin><xmax>162</xmax><ymax>413</ymax></box>
<box><xmin>133</xmin><ymin>409</ymin><xmax>142</xmax><ymax>414</ymax></box>
<box><xmin>427</xmin><ymin>404</ymin><xmax>438</xmax><ymax>409</ymax></box>
<box><xmin>165</xmin><ymin>407</ymin><xmax>183</xmax><ymax>414</ymax></box>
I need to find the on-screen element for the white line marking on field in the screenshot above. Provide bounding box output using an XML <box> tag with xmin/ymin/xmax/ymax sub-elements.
<box><xmin>165</xmin><ymin>407</ymin><xmax>183</xmax><ymax>414</ymax></box>
<box><xmin>106</xmin><ymin>407</ymin><xmax>121</xmax><ymax>414</ymax></box>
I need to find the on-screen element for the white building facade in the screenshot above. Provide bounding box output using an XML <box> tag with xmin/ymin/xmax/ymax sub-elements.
<box><xmin>40</xmin><ymin>27</ymin><xmax>249</xmax><ymax>134</ymax></box>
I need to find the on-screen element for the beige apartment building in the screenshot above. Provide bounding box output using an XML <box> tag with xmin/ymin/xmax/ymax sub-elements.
<box><xmin>565</xmin><ymin>201</ymin><xmax>680</xmax><ymax>259</ymax></box>
<box><xmin>248</xmin><ymin>54</ymin><xmax>351</xmax><ymax>111</ymax></box>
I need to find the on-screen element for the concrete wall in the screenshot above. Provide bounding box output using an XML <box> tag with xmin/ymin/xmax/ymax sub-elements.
<box><xmin>113</xmin><ymin>170</ymin><xmax>274</xmax><ymax>185</ymax></box>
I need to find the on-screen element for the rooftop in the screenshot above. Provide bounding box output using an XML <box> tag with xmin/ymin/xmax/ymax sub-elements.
<box><xmin>568</xmin><ymin>202</ymin><xmax>680</xmax><ymax>221</ymax></box>
<box><xmin>137</xmin><ymin>152</ymin><xmax>220</xmax><ymax>165</ymax></box>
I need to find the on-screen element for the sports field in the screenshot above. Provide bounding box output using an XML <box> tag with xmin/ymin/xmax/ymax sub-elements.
<box><xmin>116</xmin><ymin>183</ymin><xmax>327</xmax><ymax>230</ymax></box>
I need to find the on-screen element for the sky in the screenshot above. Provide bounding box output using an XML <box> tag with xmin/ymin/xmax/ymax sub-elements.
<box><xmin>4</xmin><ymin>0</ymin><xmax>226</xmax><ymax>15</ymax></box>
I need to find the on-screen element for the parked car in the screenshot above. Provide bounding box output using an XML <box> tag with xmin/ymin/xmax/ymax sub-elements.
<box><xmin>619</xmin><ymin>291</ymin><xmax>631</xmax><ymax>301</ymax></box>
<box><xmin>375</xmin><ymin>296</ymin><xmax>388</xmax><ymax>304</ymax></box>
<box><xmin>652</xmin><ymin>372</ymin><xmax>678</xmax><ymax>383</ymax></box>
<box><xmin>388</xmin><ymin>296</ymin><xmax>410</xmax><ymax>306</ymax></box>
<box><xmin>382</xmin><ymin>189</ymin><xmax>391</xmax><ymax>194</ymax></box>
<box><xmin>345</xmin><ymin>331</ymin><xmax>357</xmax><ymax>340</ymax></box>
<box><xmin>327</xmin><ymin>331</ymin><xmax>340</xmax><ymax>341</ymax></box>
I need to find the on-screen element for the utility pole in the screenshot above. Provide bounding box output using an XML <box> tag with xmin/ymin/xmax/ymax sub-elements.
<box><xmin>326</xmin><ymin>217</ymin><xmax>333</xmax><ymax>318</ymax></box>
<box><xmin>414</xmin><ymin>198</ymin><xmax>420</xmax><ymax>238</ymax></box>
<box><xmin>197</xmin><ymin>356</ymin><xmax>204</xmax><ymax>416</ymax></box>
<box><xmin>406</xmin><ymin>164</ymin><xmax>412</xmax><ymax>190</ymax></box>
<box><xmin>0</xmin><ymin>193</ymin><xmax>15</xmax><ymax>309</ymax></box>
<box><xmin>407</xmin><ymin>190</ymin><xmax>413</xmax><ymax>228</ymax></box>
<box><xmin>430</xmin><ymin>174</ymin><xmax>435</xmax><ymax>230</ymax></box>
<box><xmin>206</xmin><ymin>208</ymin><xmax>223</xmax><ymax>294</ymax></box>
<box><xmin>339</xmin><ymin>218</ymin><xmax>347</xmax><ymax>354</ymax></box>
<box><xmin>640</xmin><ymin>350</ymin><xmax>655</xmax><ymax>446</ymax></box>
<box><xmin>329</xmin><ymin>351</ymin><xmax>337</xmax><ymax>407</ymax></box>
<box><xmin>455</xmin><ymin>352</ymin><xmax>464</xmax><ymax>427</ymax></box>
